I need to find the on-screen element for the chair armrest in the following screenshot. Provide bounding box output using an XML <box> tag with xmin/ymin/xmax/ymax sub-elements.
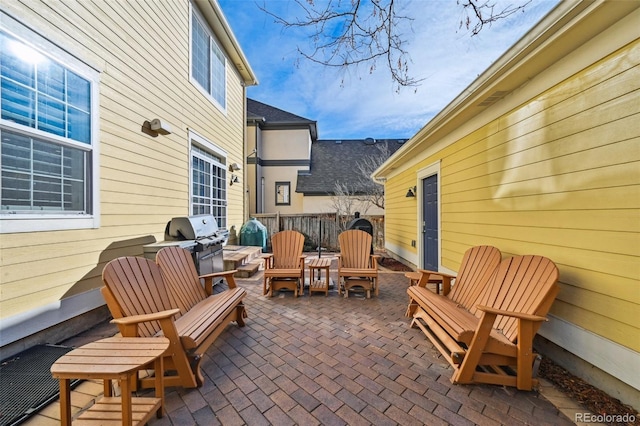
<box><xmin>262</xmin><ymin>254</ymin><xmax>274</xmax><ymax>269</ymax></box>
<box><xmin>371</xmin><ymin>254</ymin><xmax>381</xmax><ymax>268</ymax></box>
<box><xmin>476</xmin><ymin>305</ymin><xmax>548</xmax><ymax>322</ymax></box>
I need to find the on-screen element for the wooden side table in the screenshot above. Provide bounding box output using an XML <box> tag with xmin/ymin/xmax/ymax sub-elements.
<box><xmin>404</xmin><ymin>271</ymin><xmax>448</xmax><ymax>294</ymax></box>
<box><xmin>51</xmin><ymin>336</ymin><xmax>169</xmax><ymax>426</ymax></box>
<box><xmin>308</xmin><ymin>257</ymin><xmax>331</xmax><ymax>296</ymax></box>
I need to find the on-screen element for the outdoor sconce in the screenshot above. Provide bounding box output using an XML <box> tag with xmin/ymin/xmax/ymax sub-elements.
<box><xmin>141</xmin><ymin>118</ymin><xmax>172</xmax><ymax>137</ymax></box>
<box><xmin>406</xmin><ymin>186</ymin><xmax>417</xmax><ymax>198</ymax></box>
<box><xmin>229</xmin><ymin>163</ymin><xmax>242</xmax><ymax>172</ymax></box>
<box><xmin>229</xmin><ymin>174</ymin><xmax>239</xmax><ymax>186</ymax></box>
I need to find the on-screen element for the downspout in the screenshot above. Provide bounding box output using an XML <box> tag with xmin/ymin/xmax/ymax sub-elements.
<box><xmin>255</xmin><ymin>124</ymin><xmax>259</xmax><ymax>214</ymax></box>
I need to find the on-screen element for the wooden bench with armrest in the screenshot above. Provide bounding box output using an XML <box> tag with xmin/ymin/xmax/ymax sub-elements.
<box><xmin>407</xmin><ymin>254</ymin><xmax>559</xmax><ymax>390</ymax></box>
<box><xmin>101</xmin><ymin>254</ymin><xmax>247</xmax><ymax>390</ymax></box>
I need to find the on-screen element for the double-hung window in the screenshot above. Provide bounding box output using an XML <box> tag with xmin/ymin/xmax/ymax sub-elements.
<box><xmin>190</xmin><ymin>131</ymin><xmax>227</xmax><ymax>229</ymax></box>
<box><xmin>190</xmin><ymin>3</ymin><xmax>227</xmax><ymax>110</ymax></box>
<box><xmin>0</xmin><ymin>23</ymin><xmax>99</xmax><ymax>233</ymax></box>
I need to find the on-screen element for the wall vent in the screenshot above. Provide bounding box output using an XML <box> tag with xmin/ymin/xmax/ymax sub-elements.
<box><xmin>478</xmin><ymin>90</ymin><xmax>510</xmax><ymax>107</ymax></box>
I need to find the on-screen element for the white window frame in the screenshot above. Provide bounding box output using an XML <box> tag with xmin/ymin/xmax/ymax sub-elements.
<box><xmin>189</xmin><ymin>130</ymin><xmax>228</xmax><ymax>228</ymax></box>
<box><xmin>275</xmin><ymin>181</ymin><xmax>291</xmax><ymax>206</ymax></box>
<box><xmin>0</xmin><ymin>13</ymin><xmax>100</xmax><ymax>234</ymax></box>
<box><xmin>189</xmin><ymin>2</ymin><xmax>228</xmax><ymax>112</ymax></box>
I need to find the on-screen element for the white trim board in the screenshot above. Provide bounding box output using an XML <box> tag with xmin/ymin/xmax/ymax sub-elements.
<box><xmin>539</xmin><ymin>314</ymin><xmax>640</xmax><ymax>391</ymax></box>
<box><xmin>0</xmin><ymin>289</ymin><xmax>105</xmax><ymax>347</ymax></box>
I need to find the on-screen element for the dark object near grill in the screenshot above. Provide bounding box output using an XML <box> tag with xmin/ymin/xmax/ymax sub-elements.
<box><xmin>143</xmin><ymin>214</ymin><xmax>229</xmax><ymax>276</ymax></box>
<box><xmin>346</xmin><ymin>217</ymin><xmax>373</xmax><ymax>236</ymax></box>
<box><xmin>346</xmin><ymin>213</ymin><xmax>374</xmax><ymax>253</ymax></box>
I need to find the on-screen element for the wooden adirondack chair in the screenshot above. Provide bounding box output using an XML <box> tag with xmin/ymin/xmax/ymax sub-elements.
<box><xmin>101</xmin><ymin>256</ymin><xmax>246</xmax><ymax>389</ymax></box>
<box><xmin>337</xmin><ymin>230</ymin><xmax>380</xmax><ymax>298</ymax></box>
<box><xmin>263</xmin><ymin>230</ymin><xmax>306</xmax><ymax>297</ymax></box>
<box><xmin>406</xmin><ymin>245</ymin><xmax>502</xmax><ymax>317</ymax></box>
<box><xmin>409</xmin><ymin>255</ymin><xmax>559</xmax><ymax>390</ymax></box>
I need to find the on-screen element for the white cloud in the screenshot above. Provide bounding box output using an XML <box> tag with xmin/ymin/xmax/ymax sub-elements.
<box><xmin>219</xmin><ymin>0</ymin><xmax>559</xmax><ymax>139</ymax></box>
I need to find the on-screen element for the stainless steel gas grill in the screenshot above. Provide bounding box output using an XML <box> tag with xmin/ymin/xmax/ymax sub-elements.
<box><xmin>143</xmin><ymin>215</ymin><xmax>229</xmax><ymax>276</ymax></box>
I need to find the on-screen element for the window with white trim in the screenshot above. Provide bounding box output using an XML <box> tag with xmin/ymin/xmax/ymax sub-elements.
<box><xmin>190</xmin><ymin>133</ymin><xmax>227</xmax><ymax>229</ymax></box>
<box><xmin>190</xmin><ymin>4</ymin><xmax>226</xmax><ymax>109</ymax></box>
<box><xmin>0</xmin><ymin>25</ymin><xmax>99</xmax><ymax>233</ymax></box>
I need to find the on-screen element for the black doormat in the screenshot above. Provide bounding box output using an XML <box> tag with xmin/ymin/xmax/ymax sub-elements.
<box><xmin>0</xmin><ymin>345</ymin><xmax>80</xmax><ymax>426</ymax></box>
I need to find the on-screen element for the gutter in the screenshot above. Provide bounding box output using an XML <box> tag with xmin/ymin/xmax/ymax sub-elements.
<box><xmin>198</xmin><ymin>0</ymin><xmax>259</xmax><ymax>86</ymax></box>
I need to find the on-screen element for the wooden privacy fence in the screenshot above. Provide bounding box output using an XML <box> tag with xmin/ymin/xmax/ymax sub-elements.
<box><xmin>250</xmin><ymin>213</ymin><xmax>385</xmax><ymax>251</ymax></box>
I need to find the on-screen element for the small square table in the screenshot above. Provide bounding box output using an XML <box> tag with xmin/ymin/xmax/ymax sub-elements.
<box><xmin>308</xmin><ymin>257</ymin><xmax>332</xmax><ymax>296</ymax></box>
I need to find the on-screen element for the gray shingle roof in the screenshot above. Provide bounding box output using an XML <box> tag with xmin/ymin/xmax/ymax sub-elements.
<box><xmin>247</xmin><ymin>99</ymin><xmax>318</xmax><ymax>139</ymax></box>
<box><xmin>296</xmin><ymin>139</ymin><xmax>406</xmax><ymax>195</ymax></box>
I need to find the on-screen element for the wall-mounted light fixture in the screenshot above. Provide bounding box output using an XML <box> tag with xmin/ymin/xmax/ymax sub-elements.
<box><xmin>406</xmin><ymin>186</ymin><xmax>417</xmax><ymax>198</ymax></box>
<box><xmin>141</xmin><ymin>118</ymin><xmax>172</xmax><ymax>137</ymax></box>
<box><xmin>229</xmin><ymin>163</ymin><xmax>242</xmax><ymax>172</ymax></box>
<box><xmin>230</xmin><ymin>174</ymin><xmax>239</xmax><ymax>186</ymax></box>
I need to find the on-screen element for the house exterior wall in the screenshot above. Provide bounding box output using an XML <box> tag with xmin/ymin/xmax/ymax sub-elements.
<box><xmin>249</xmin><ymin>127</ymin><xmax>311</xmax><ymax>214</ymax></box>
<box><xmin>246</xmin><ymin>123</ymin><xmax>261</xmax><ymax>215</ymax></box>
<box><xmin>376</xmin><ymin>2</ymin><xmax>639</xmax><ymax>406</ymax></box>
<box><xmin>302</xmin><ymin>195</ymin><xmax>386</xmax><ymax>216</ymax></box>
<box><xmin>0</xmin><ymin>0</ymin><xmax>253</xmax><ymax>355</ymax></box>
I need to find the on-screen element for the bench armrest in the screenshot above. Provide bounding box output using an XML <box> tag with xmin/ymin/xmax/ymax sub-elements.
<box><xmin>476</xmin><ymin>305</ymin><xmax>548</xmax><ymax>322</ymax></box>
<box><xmin>110</xmin><ymin>308</ymin><xmax>181</xmax><ymax>337</ymax></box>
<box><xmin>418</xmin><ymin>269</ymin><xmax>456</xmax><ymax>280</ymax></box>
<box><xmin>200</xmin><ymin>269</ymin><xmax>239</xmax><ymax>293</ymax></box>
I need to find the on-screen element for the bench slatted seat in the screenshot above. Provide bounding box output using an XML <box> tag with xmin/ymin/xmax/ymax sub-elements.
<box><xmin>102</xmin><ymin>254</ymin><xmax>246</xmax><ymax>389</ymax></box>
<box><xmin>408</xmin><ymin>254</ymin><xmax>559</xmax><ymax>390</ymax></box>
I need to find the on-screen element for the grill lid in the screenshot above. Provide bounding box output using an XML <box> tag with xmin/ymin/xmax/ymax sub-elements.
<box><xmin>167</xmin><ymin>214</ymin><xmax>219</xmax><ymax>240</ymax></box>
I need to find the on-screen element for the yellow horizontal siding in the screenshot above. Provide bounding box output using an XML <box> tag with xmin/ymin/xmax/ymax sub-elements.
<box><xmin>1</xmin><ymin>0</ymin><xmax>249</xmax><ymax>321</ymax></box>
<box><xmin>384</xmin><ymin>39</ymin><xmax>640</xmax><ymax>352</ymax></box>
<box><xmin>552</xmin><ymin>299</ymin><xmax>640</xmax><ymax>353</ymax></box>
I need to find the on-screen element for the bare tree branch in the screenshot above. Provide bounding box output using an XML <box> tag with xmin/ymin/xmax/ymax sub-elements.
<box><xmin>352</xmin><ymin>142</ymin><xmax>389</xmax><ymax>209</ymax></box>
<box><xmin>459</xmin><ymin>0</ymin><xmax>532</xmax><ymax>35</ymax></box>
<box><xmin>330</xmin><ymin>181</ymin><xmax>370</xmax><ymax>231</ymax></box>
<box><xmin>330</xmin><ymin>141</ymin><xmax>390</xmax><ymax>217</ymax></box>
<box><xmin>259</xmin><ymin>0</ymin><xmax>531</xmax><ymax>90</ymax></box>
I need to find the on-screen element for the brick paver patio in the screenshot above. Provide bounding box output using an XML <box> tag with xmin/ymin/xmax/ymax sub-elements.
<box><xmin>26</xmin><ymin>254</ymin><xmax>582</xmax><ymax>425</ymax></box>
<box><xmin>147</xmin><ymin>256</ymin><xmax>574</xmax><ymax>426</ymax></box>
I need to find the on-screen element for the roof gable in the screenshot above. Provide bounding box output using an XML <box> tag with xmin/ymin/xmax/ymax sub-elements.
<box><xmin>247</xmin><ymin>99</ymin><xmax>318</xmax><ymax>140</ymax></box>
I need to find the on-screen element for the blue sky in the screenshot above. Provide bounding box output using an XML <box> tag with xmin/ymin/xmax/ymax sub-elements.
<box><xmin>218</xmin><ymin>0</ymin><xmax>559</xmax><ymax>140</ymax></box>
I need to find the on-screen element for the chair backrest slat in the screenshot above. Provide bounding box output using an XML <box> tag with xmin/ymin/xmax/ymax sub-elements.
<box><xmin>156</xmin><ymin>246</ymin><xmax>207</xmax><ymax>314</ymax></box>
<box><xmin>448</xmin><ymin>245</ymin><xmax>501</xmax><ymax>308</ymax></box>
<box><xmin>471</xmin><ymin>255</ymin><xmax>559</xmax><ymax>342</ymax></box>
<box><xmin>271</xmin><ymin>230</ymin><xmax>305</xmax><ymax>269</ymax></box>
<box><xmin>102</xmin><ymin>256</ymin><xmax>179</xmax><ymax>337</ymax></box>
<box><xmin>338</xmin><ymin>230</ymin><xmax>372</xmax><ymax>269</ymax></box>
